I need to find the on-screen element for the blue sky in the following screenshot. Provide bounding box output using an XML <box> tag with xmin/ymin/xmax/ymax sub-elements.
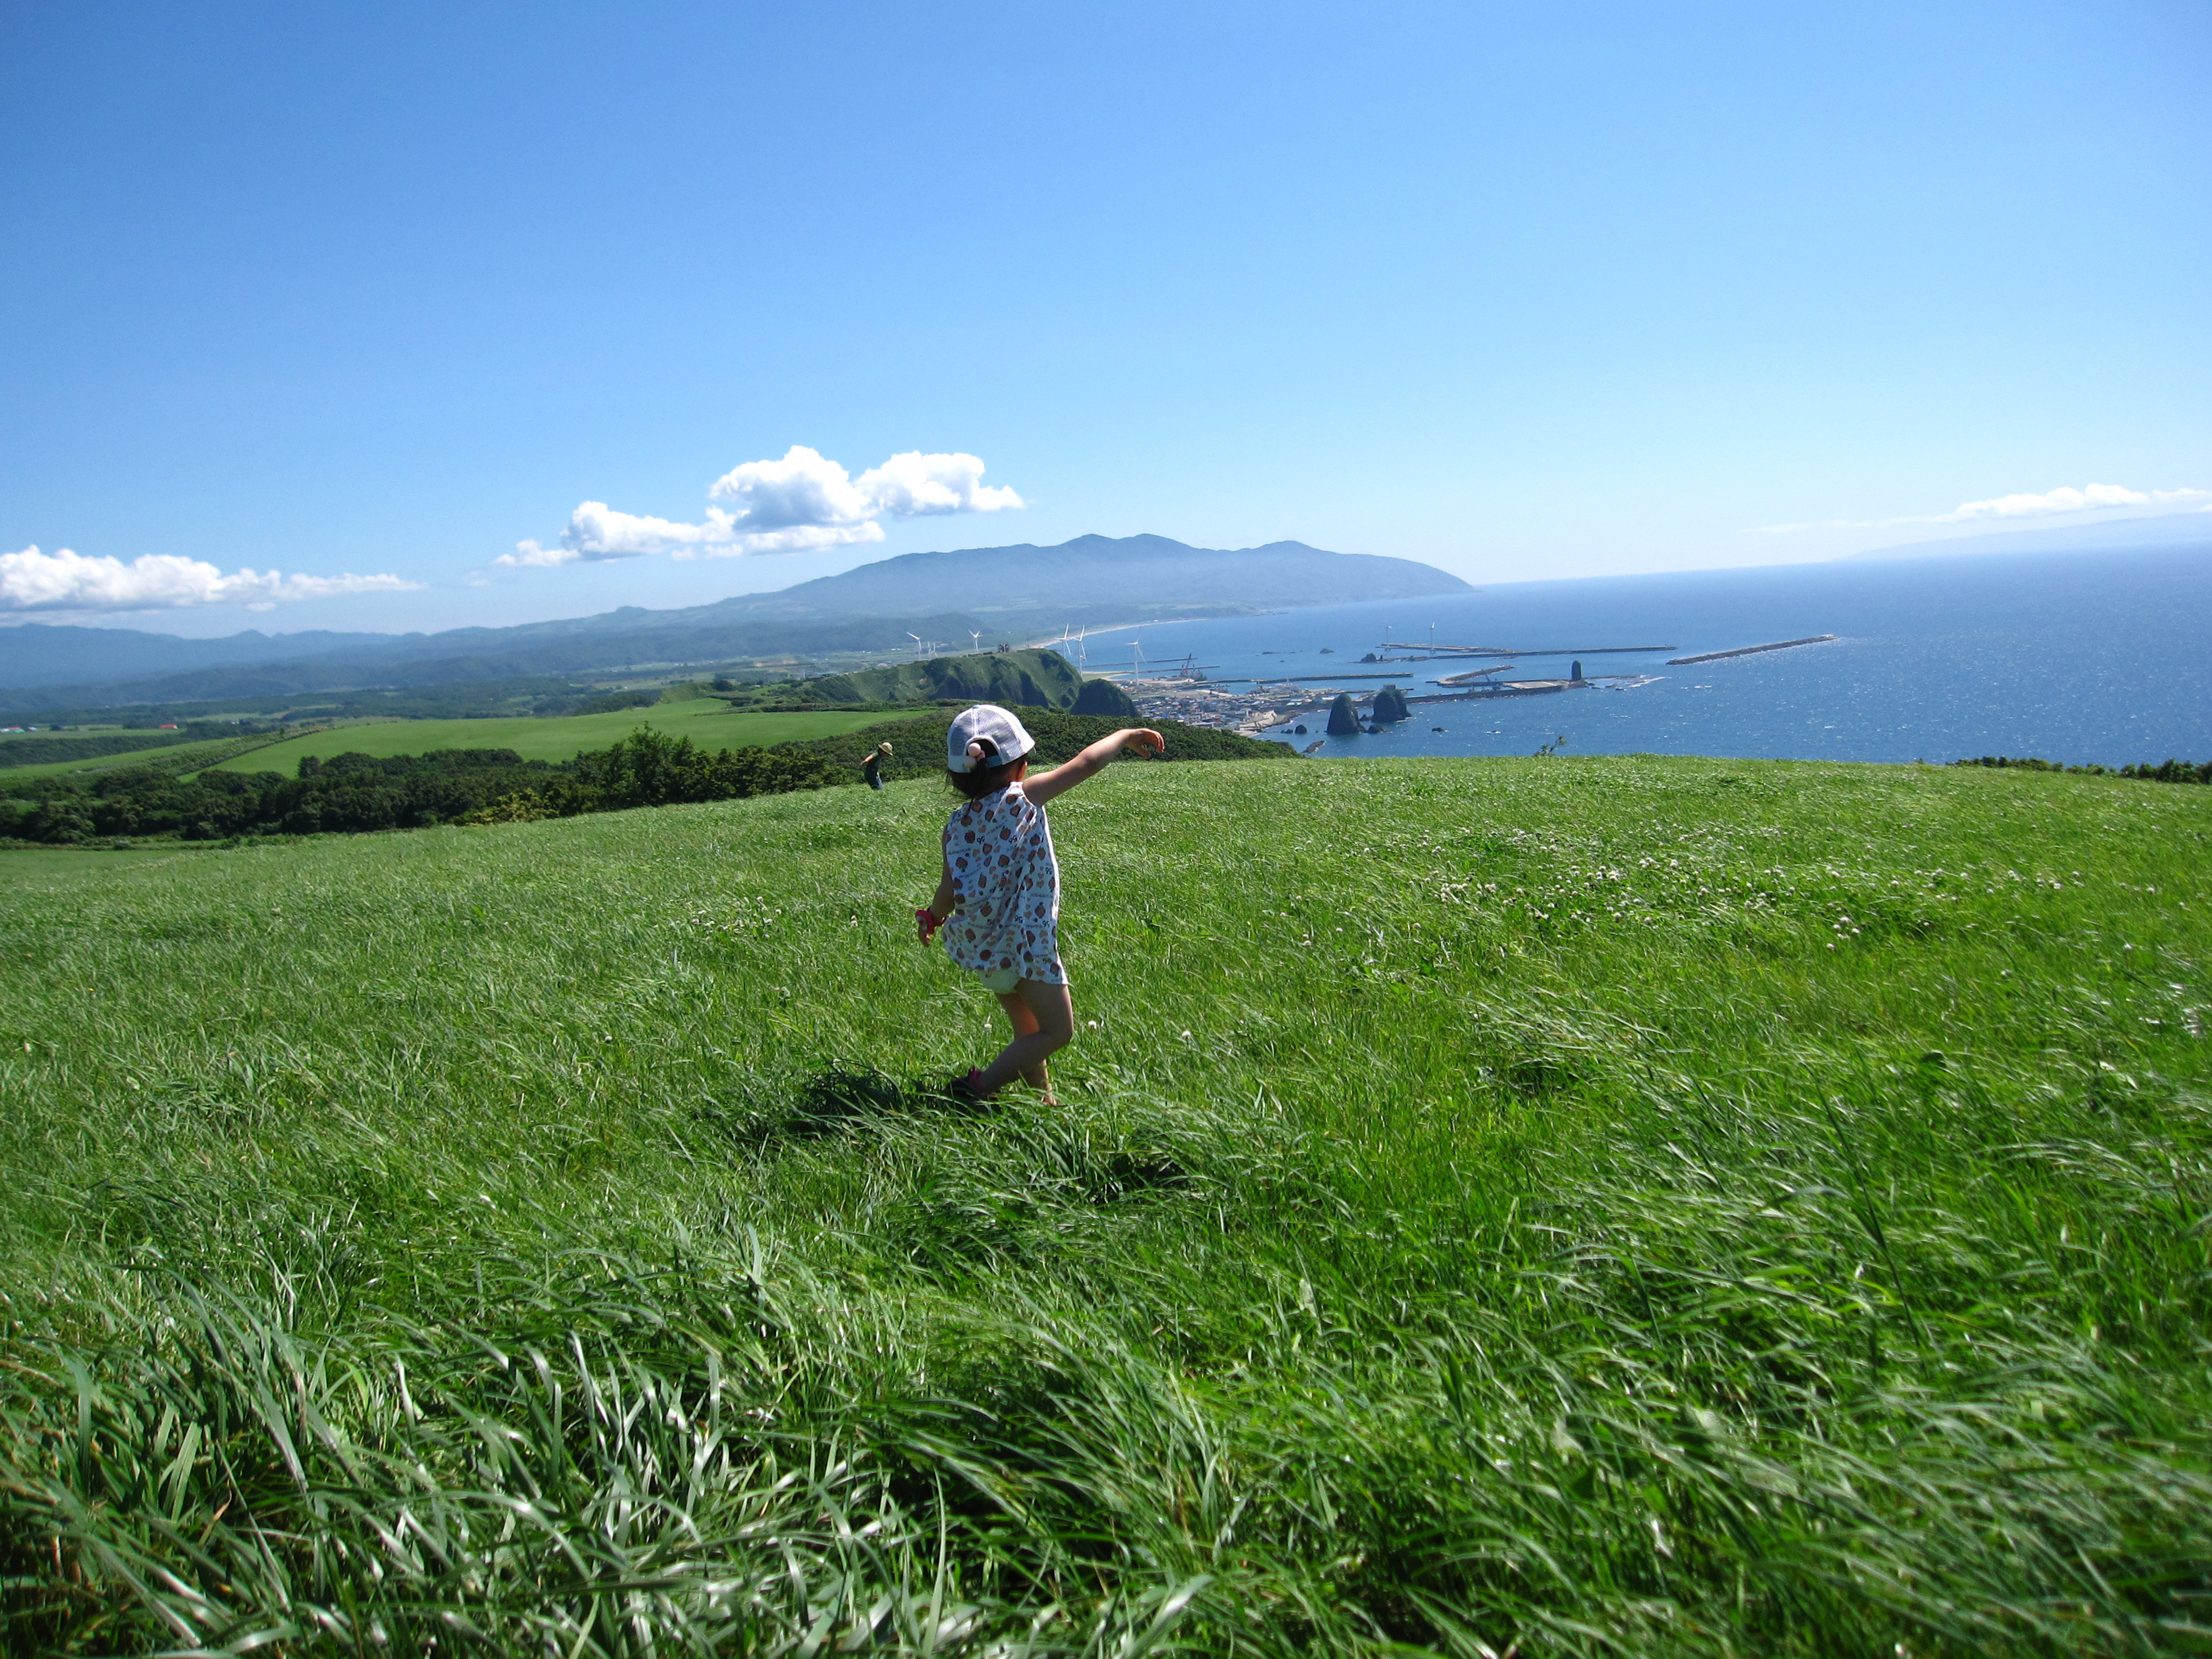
<box><xmin>3</xmin><ymin>0</ymin><xmax>2207</xmax><ymax>637</ymax></box>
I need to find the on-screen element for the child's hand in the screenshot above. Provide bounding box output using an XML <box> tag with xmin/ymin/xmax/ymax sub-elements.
<box><xmin>916</xmin><ymin>907</ymin><xmax>944</xmax><ymax>944</ymax></box>
<box><xmin>1124</xmin><ymin>728</ymin><xmax>1166</xmax><ymax>757</ymax></box>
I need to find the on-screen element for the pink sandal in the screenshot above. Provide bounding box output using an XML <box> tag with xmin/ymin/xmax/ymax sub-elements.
<box><xmin>946</xmin><ymin>1067</ymin><xmax>994</xmax><ymax>1103</ymax></box>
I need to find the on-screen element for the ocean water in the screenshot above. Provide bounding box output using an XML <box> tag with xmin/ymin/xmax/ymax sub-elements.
<box><xmin>1069</xmin><ymin>546</ymin><xmax>2212</xmax><ymax>767</ymax></box>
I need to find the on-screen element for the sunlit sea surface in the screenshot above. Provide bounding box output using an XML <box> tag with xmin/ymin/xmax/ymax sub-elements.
<box><xmin>1063</xmin><ymin>546</ymin><xmax>2212</xmax><ymax>767</ymax></box>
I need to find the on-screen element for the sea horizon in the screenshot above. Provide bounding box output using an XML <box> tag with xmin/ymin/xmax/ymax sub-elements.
<box><xmin>1059</xmin><ymin>544</ymin><xmax>2211</xmax><ymax>770</ymax></box>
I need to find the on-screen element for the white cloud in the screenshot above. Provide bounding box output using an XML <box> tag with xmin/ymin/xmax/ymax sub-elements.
<box><xmin>0</xmin><ymin>545</ymin><xmax>421</xmax><ymax>614</ymax></box>
<box><xmin>1936</xmin><ymin>483</ymin><xmax>2207</xmax><ymax>521</ymax></box>
<box><xmin>500</xmin><ymin>445</ymin><xmax>1023</xmax><ymax>569</ymax></box>
<box><xmin>1756</xmin><ymin>482</ymin><xmax>2210</xmax><ymax>533</ymax></box>
<box><xmin>499</xmin><ymin>538</ymin><xmax>584</xmax><ymax>568</ymax></box>
<box><xmin>506</xmin><ymin>503</ymin><xmax>727</xmax><ymax>565</ymax></box>
<box><xmin>677</xmin><ymin>520</ymin><xmax>887</xmax><ymax>560</ymax></box>
<box><xmin>854</xmin><ymin>451</ymin><xmax>1025</xmax><ymax>518</ymax></box>
<box><xmin>708</xmin><ymin>445</ymin><xmax>877</xmax><ymax>533</ymax></box>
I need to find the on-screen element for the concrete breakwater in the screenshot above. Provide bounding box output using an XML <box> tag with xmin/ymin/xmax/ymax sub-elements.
<box><xmin>1408</xmin><ymin>684</ymin><xmax>1565</xmax><ymax>704</ymax></box>
<box><xmin>1263</xmin><ymin>671</ymin><xmax>1442</xmax><ymax>682</ymax></box>
<box><xmin>1380</xmin><ymin>642</ymin><xmax>1676</xmax><ymax>657</ymax></box>
<box><xmin>1666</xmin><ymin>635</ymin><xmax>1836</xmax><ymax>666</ymax></box>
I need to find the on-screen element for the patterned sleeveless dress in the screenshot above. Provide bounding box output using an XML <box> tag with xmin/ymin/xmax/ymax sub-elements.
<box><xmin>940</xmin><ymin>780</ymin><xmax>1066</xmax><ymax>985</ymax></box>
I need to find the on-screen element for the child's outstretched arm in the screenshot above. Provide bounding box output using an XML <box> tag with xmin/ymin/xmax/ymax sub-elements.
<box><xmin>1022</xmin><ymin>727</ymin><xmax>1165</xmax><ymax>807</ymax></box>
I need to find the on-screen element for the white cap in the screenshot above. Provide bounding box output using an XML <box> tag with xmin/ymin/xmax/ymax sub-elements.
<box><xmin>946</xmin><ymin>704</ymin><xmax>1035</xmax><ymax>772</ymax></box>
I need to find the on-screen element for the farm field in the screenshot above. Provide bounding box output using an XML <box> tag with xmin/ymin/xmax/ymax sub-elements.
<box><xmin>0</xmin><ymin>727</ymin><xmax>171</xmax><ymax>742</ymax></box>
<box><xmin>207</xmin><ymin>701</ymin><xmax>891</xmax><ymax>771</ymax></box>
<box><xmin>2</xmin><ymin>755</ymin><xmax>2209</xmax><ymax>1654</ymax></box>
<box><xmin>0</xmin><ymin>733</ymin><xmax>270</xmax><ymax>781</ymax></box>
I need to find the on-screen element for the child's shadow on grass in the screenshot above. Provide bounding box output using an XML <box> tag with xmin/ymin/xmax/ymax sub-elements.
<box><xmin>742</xmin><ymin>1068</ymin><xmax>992</xmax><ymax>1149</ymax></box>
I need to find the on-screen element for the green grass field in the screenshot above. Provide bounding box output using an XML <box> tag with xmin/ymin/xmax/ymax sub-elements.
<box><xmin>3</xmin><ymin>755</ymin><xmax>2208</xmax><ymax>1654</ymax></box>
<box><xmin>0</xmin><ymin>846</ymin><xmax>202</xmax><ymax>885</ymax></box>
<box><xmin>205</xmin><ymin>703</ymin><xmax>891</xmax><ymax>772</ymax></box>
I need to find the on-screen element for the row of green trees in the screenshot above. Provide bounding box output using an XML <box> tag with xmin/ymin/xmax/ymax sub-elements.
<box><xmin>0</xmin><ymin>729</ymin><xmax>838</xmax><ymax>846</ymax></box>
<box><xmin>2</xmin><ymin>710</ymin><xmax>1298</xmax><ymax>848</ymax></box>
<box><xmin>1953</xmin><ymin>755</ymin><xmax>2212</xmax><ymax>784</ymax></box>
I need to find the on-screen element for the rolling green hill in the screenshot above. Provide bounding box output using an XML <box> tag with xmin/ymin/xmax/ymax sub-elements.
<box><xmin>2</xmin><ymin>757</ymin><xmax>2207</xmax><ymax>1652</ymax></box>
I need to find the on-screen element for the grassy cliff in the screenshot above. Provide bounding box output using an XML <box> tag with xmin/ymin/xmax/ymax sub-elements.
<box><xmin>1</xmin><ymin>756</ymin><xmax>2207</xmax><ymax>1653</ymax></box>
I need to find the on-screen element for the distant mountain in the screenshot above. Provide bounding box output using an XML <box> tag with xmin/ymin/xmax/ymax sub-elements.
<box><xmin>698</xmin><ymin>533</ymin><xmax>1469</xmax><ymax>622</ymax></box>
<box><xmin>0</xmin><ymin>534</ymin><xmax>1468</xmax><ymax>711</ymax></box>
<box><xmin>1844</xmin><ymin>511</ymin><xmax>2212</xmax><ymax>561</ymax></box>
<box><xmin>0</xmin><ymin>612</ymin><xmax>1003</xmax><ymax>713</ymax></box>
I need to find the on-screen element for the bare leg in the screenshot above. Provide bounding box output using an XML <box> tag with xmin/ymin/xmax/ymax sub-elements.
<box><xmin>976</xmin><ymin>979</ymin><xmax>1074</xmax><ymax>1101</ymax></box>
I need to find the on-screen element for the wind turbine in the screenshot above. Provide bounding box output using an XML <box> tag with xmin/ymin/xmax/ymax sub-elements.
<box><xmin>970</xmin><ymin>630</ymin><xmax>982</xmax><ymax>653</ymax></box>
<box><xmin>907</xmin><ymin>632</ymin><xmax>926</xmax><ymax>658</ymax></box>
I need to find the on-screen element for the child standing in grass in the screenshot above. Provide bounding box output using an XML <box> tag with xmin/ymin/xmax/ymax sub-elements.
<box><xmin>916</xmin><ymin>704</ymin><xmax>1163</xmax><ymax>1102</ymax></box>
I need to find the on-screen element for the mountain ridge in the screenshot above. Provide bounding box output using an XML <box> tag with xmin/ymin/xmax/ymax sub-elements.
<box><xmin>0</xmin><ymin>533</ymin><xmax>1469</xmax><ymax>707</ymax></box>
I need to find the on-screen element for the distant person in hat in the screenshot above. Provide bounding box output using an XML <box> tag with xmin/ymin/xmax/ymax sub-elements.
<box><xmin>859</xmin><ymin>741</ymin><xmax>893</xmax><ymax>791</ymax></box>
<box><xmin>915</xmin><ymin>704</ymin><xmax>1163</xmax><ymax>1103</ymax></box>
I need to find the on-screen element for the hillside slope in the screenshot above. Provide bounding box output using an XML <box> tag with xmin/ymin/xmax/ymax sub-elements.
<box><xmin>3</xmin><ymin>756</ymin><xmax>2207</xmax><ymax>1651</ymax></box>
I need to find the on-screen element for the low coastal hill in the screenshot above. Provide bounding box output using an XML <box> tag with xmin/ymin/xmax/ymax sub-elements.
<box><xmin>784</xmin><ymin>647</ymin><xmax>1086</xmax><ymax>711</ymax></box>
